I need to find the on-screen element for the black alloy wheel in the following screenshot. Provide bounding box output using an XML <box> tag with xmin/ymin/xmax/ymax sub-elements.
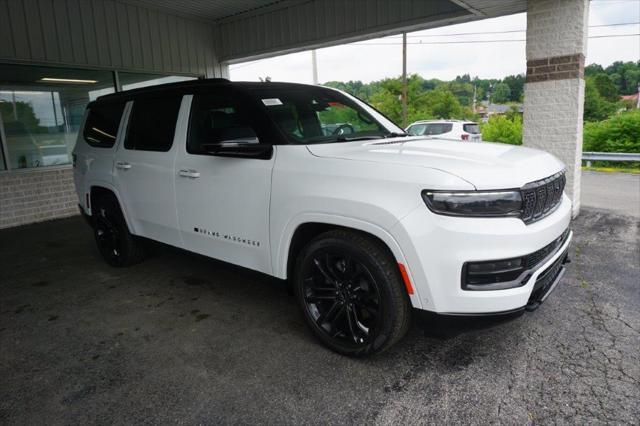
<box><xmin>92</xmin><ymin>195</ymin><xmax>146</xmax><ymax>267</ymax></box>
<box><xmin>302</xmin><ymin>251</ymin><xmax>382</xmax><ymax>346</ymax></box>
<box><xmin>295</xmin><ymin>229</ymin><xmax>411</xmax><ymax>357</ymax></box>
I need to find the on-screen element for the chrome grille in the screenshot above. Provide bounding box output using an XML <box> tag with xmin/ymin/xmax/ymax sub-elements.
<box><xmin>520</xmin><ymin>171</ymin><xmax>566</xmax><ymax>224</ymax></box>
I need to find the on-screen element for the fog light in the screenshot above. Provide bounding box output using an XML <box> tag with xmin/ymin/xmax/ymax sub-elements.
<box><xmin>463</xmin><ymin>257</ymin><xmax>526</xmax><ymax>290</ymax></box>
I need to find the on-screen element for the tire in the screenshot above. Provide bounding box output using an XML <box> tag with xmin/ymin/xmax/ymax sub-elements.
<box><xmin>92</xmin><ymin>194</ymin><xmax>146</xmax><ymax>267</ymax></box>
<box><xmin>294</xmin><ymin>229</ymin><xmax>411</xmax><ymax>357</ymax></box>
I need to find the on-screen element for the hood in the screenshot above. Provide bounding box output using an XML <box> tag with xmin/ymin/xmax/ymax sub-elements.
<box><xmin>306</xmin><ymin>137</ymin><xmax>566</xmax><ymax>189</ymax></box>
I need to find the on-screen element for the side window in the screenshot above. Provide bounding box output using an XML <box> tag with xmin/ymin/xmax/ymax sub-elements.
<box><xmin>407</xmin><ymin>124</ymin><xmax>426</xmax><ymax>136</ymax></box>
<box><xmin>125</xmin><ymin>96</ymin><xmax>182</xmax><ymax>152</ymax></box>
<box><xmin>83</xmin><ymin>102</ymin><xmax>125</xmax><ymax>148</ymax></box>
<box><xmin>423</xmin><ymin>123</ymin><xmax>453</xmax><ymax>135</ymax></box>
<box><xmin>188</xmin><ymin>94</ymin><xmax>258</xmax><ymax>155</ymax></box>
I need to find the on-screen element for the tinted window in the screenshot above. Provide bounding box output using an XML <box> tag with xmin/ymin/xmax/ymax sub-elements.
<box><xmin>254</xmin><ymin>87</ymin><xmax>402</xmax><ymax>144</ymax></box>
<box><xmin>407</xmin><ymin>124</ymin><xmax>426</xmax><ymax>136</ymax></box>
<box><xmin>188</xmin><ymin>94</ymin><xmax>258</xmax><ymax>155</ymax></box>
<box><xmin>463</xmin><ymin>123</ymin><xmax>480</xmax><ymax>134</ymax></box>
<box><xmin>125</xmin><ymin>96</ymin><xmax>182</xmax><ymax>151</ymax></box>
<box><xmin>423</xmin><ymin>123</ymin><xmax>453</xmax><ymax>135</ymax></box>
<box><xmin>83</xmin><ymin>102</ymin><xmax>125</xmax><ymax>148</ymax></box>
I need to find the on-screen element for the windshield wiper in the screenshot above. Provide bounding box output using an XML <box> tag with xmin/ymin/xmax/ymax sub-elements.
<box><xmin>335</xmin><ymin>135</ymin><xmax>385</xmax><ymax>142</ymax></box>
<box><xmin>386</xmin><ymin>132</ymin><xmax>409</xmax><ymax>138</ymax></box>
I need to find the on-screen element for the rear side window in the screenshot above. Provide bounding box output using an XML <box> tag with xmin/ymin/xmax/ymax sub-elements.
<box><xmin>423</xmin><ymin>123</ymin><xmax>453</xmax><ymax>135</ymax></box>
<box><xmin>407</xmin><ymin>124</ymin><xmax>426</xmax><ymax>136</ymax></box>
<box><xmin>125</xmin><ymin>96</ymin><xmax>182</xmax><ymax>151</ymax></box>
<box><xmin>463</xmin><ymin>123</ymin><xmax>480</xmax><ymax>134</ymax></box>
<box><xmin>83</xmin><ymin>102</ymin><xmax>125</xmax><ymax>148</ymax></box>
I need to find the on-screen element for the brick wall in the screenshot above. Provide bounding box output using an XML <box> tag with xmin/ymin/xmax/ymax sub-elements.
<box><xmin>523</xmin><ymin>0</ymin><xmax>589</xmax><ymax>217</ymax></box>
<box><xmin>0</xmin><ymin>167</ymin><xmax>79</xmax><ymax>229</ymax></box>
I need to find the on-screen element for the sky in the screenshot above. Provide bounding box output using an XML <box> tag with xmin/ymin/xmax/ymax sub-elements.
<box><xmin>230</xmin><ymin>0</ymin><xmax>640</xmax><ymax>84</ymax></box>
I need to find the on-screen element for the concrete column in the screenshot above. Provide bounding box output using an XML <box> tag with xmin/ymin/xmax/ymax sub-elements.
<box><xmin>523</xmin><ymin>0</ymin><xmax>589</xmax><ymax>217</ymax></box>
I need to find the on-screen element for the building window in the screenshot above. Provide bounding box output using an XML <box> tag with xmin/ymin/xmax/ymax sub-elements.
<box><xmin>0</xmin><ymin>64</ymin><xmax>115</xmax><ymax>169</ymax></box>
<box><xmin>119</xmin><ymin>72</ymin><xmax>196</xmax><ymax>91</ymax></box>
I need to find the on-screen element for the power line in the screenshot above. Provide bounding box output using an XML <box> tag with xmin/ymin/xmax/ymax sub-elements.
<box><xmin>390</xmin><ymin>22</ymin><xmax>639</xmax><ymax>38</ymax></box>
<box><xmin>230</xmin><ymin>30</ymin><xmax>639</xmax><ymax>69</ymax></box>
<box><xmin>352</xmin><ymin>33</ymin><xmax>639</xmax><ymax>46</ymax></box>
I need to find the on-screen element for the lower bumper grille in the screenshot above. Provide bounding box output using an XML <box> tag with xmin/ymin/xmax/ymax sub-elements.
<box><xmin>526</xmin><ymin>248</ymin><xmax>570</xmax><ymax>309</ymax></box>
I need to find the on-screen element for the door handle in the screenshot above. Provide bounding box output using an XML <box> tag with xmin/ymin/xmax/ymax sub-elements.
<box><xmin>116</xmin><ymin>161</ymin><xmax>131</xmax><ymax>170</ymax></box>
<box><xmin>179</xmin><ymin>169</ymin><xmax>200</xmax><ymax>179</ymax></box>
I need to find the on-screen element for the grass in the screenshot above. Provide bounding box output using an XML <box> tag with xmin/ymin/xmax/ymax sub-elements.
<box><xmin>582</xmin><ymin>166</ymin><xmax>640</xmax><ymax>174</ymax></box>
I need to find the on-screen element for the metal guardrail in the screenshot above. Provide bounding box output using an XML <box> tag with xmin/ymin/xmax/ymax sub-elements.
<box><xmin>582</xmin><ymin>152</ymin><xmax>640</xmax><ymax>165</ymax></box>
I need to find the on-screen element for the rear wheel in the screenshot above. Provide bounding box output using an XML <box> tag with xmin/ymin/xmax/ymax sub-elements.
<box><xmin>92</xmin><ymin>194</ymin><xmax>145</xmax><ymax>267</ymax></box>
<box><xmin>294</xmin><ymin>229</ymin><xmax>411</xmax><ymax>357</ymax></box>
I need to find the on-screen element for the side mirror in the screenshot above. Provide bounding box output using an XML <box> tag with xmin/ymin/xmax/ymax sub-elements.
<box><xmin>200</xmin><ymin>127</ymin><xmax>272</xmax><ymax>159</ymax></box>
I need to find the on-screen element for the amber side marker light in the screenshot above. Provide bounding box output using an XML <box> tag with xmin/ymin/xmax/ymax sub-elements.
<box><xmin>398</xmin><ymin>263</ymin><xmax>414</xmax><ymax>295</ymax></box>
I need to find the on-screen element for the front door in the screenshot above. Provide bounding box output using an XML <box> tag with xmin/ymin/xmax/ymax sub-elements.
<box><xmin>174</xmin><ymin>91</ymin><xmax>275</xmax><ymax>274</ymax></box>
<box><xmin>113</xmin><ymin>95</ymin><xmax>185</xmax><ymax>247</ymax></box>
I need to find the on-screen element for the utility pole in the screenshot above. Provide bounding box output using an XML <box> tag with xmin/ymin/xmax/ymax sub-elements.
<box><xmin>401</xmin><ymin>32</ymin><xmax>407</xmax><ymax>128</ymax></box>
<box><xmin>311</xmin><ymin>50</ymin><xmax>318</xmax><ymax>85</ymax></box>
<box><xmin>473</xmin><ymin>84</ymin><xmax>477</xmax><ymax>113</ymax></box>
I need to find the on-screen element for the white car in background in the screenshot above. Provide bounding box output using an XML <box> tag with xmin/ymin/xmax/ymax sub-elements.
<box><xmin>406</xmin><ymin>119</ymin><xmax>481</xmax><ymax>142</ymax></box>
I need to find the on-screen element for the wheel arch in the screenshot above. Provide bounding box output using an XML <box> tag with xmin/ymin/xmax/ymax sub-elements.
<box><xmin>88</xmin><ymin>183</ymin><xmax>137</xmax><ymax>235</ymax></box>
<box><xmin>277</xmin><ymin>214</ymin><xmax>422</xmax><ymax>309</ymax></box>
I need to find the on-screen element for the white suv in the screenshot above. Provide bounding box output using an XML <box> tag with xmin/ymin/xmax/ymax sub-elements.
<box><xmin>73</xmin><ymin>79</ymin><xmax>572</xmax><ymax>356</ymax></box>
<box><xmin>406</xmin><ymin>119</ymin><xmax>481</xmax><ymax>142</ymax></box>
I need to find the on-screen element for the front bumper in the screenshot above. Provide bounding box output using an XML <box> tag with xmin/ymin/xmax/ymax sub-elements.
<box><xmin>391</xmin><ymin>194</ymin><xmax>573</xmax><ymax>314</ymax></box>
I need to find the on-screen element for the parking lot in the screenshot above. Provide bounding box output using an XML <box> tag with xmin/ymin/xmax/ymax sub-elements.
<box><xmin>1</xmin><ymin>171</ymin><xmax>638</xmax><ymax>424</ymax></box>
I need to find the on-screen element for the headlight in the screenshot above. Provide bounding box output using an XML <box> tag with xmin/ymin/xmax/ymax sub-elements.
<box><xmin>422</xmin><ymin>190</ymin><xmax>522</xmax><ymax>217</ymax></box>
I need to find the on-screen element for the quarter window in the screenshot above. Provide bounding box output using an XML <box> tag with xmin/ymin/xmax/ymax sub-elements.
<box><xmin>83</xmin><ymin>102</ymin><xmax>125</xmax><ymax>148</ymax></box>
<box><xmin>125</xmin><ymin>96</ymin><xmax>182</xmax><ymax>152</ymax></box>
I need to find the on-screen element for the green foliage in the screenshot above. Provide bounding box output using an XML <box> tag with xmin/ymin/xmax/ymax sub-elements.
<box><xmin>0</xmin><ymin>101</ymin><xmax>46</xmax><ymax>134</ymax></box>
<box><xmin>502</xmin><ymin>74</ymin><xmax>525</xmax><ymax>102</ymax></box>
<box><xmin>583</xmin><ymin>110</ymin><xmax>640</xmax><ymax>153</ymax></box>
<box><xmin>490</xmin><ymin>82</ymin><xmax>511</xmax><ymax>104</ymax></box>
<box><xmin>367</xmin><ymin>74</ymin><xmax>469</xmax><ymax>124</ymax></box>
<box><xmin>605</xmin><ymin>61</ymin><xmax>640</xmax><ymax>95</ymax></box>
<box><xmin>480</xmin><ymin>115</ymin><xmax>522</xmax><ymax>145</ymax></box>
<box><xmin>584</xmin><ymin>77</ymin><xmax>619</xmax><ymax>122</ymax></box>
<box><xmin>591</xmin><ymin>74</ymin><xmax>619</xmax><ymax>102</ymax></box>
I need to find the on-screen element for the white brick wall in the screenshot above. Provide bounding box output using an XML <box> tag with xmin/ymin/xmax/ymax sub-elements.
<box><xmin>526</xmin><ymin>0</ymin><xmax>589</xmax><ymax>60</ymax></box>
<box><xmin>524</xmin><ymin>0</ymin><xmax>589</xmax><ymax>217</ymax></box>
<box><xmin>0</xmin><ymin>167</ymin><xmax>79</xmax><ymax>229</ymax></box>
<box><xmin>523</xmin><ymin>78</ymin><xmax>585</xmax><ymax>214</ymax></box>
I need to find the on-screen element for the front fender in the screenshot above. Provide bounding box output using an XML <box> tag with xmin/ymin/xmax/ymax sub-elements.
<box><xmin>274</xmin><ymin>212</ymin><xmax>423</xmax><ymax>309</ymax></box>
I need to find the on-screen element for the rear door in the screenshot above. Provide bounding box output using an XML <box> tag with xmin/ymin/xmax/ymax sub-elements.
<box><xmin>113</xmin><ymin>94</ymin><xmax>185</xmax><ymax>247</ymax></box>
<box><xmin>174</xmin><ymin>90</ymin><xmax>275</xmax><ymax>274</ymax></box>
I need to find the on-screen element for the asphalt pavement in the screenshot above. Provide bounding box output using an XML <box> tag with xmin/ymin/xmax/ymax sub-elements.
<box><xmin>0</xmin><ymin>173</ymin><xmax>638</xmax><ymax>424</ymax></box>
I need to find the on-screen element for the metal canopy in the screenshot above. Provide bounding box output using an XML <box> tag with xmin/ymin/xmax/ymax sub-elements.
<box><xmin>121</xmin><ymin>0</ymin><xmax>527</xmax><ymax>62</ymax></box>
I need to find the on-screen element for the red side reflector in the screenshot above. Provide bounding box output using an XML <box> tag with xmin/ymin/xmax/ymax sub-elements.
<box><xmin>461</xmin><ymin>134</ymin><xmax>469</xmax><ymax>141</ymax></box>
<box><xmin>398</xmin><ymin>263</ymin><xmax>414</xmax><ymax>295</ymax></box>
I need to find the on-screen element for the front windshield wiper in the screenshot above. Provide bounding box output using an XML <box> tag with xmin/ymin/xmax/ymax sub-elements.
<box><xmin>386</xmin><ymin>132</ymin><xmax>409</xmax><ymax>138</ymax></box>
<box><xmin>335</xmin><ymin>135</ymin><xmax>386</xmax><ymax>142</ymax></box>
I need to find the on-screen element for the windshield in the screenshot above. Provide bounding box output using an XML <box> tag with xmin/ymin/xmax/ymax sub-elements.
<box><xmin>253</xmin><ymin>87</ymin><xmax>404</xmax><ymax>144</ymax></box>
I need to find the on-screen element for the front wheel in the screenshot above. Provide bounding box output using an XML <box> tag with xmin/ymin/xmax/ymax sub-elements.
<box><xmin>294</xmin><ymin>229</ymin><xmax>412</xmax><ymax>357</ymax></box>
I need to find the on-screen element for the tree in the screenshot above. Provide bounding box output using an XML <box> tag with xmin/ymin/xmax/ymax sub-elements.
<box><xmin>584</xmin><ymin>63</ymin><xmax>604</xmax><ymax>77</ymax></box>
<box><xmin>503</xmin><ymin>74</ymin><xmax>525</xmax><ymax>102</ymax></box>
<box><xmin>490</xmin><ymin>82</ymin><xmax>511</xmax><ymax>104</ymax></box>
<box><xmin>584</xmin><ymin>78</ymin><xmax>618</xmax><ymax>122</ymax></box>
<box><xmin>592</xmin><ymin>73</ymin><xmax>619</xmax><ymax>102</ymax></box>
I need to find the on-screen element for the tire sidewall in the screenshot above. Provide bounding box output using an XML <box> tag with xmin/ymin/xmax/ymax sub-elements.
<box><xmin>92</xmin><ymin>196</ymin><xmax>134</xmax><ymax>267</ymax></box>
<box><xmin>294</xmin><ymin>235</ymin><xmax>402</xmax><ymax>356</ymax></box>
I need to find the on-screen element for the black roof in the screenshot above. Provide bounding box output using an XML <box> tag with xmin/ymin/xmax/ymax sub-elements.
<box><xmin>94</xmin><ymin>78</ymin><xmax>327</xmax><ymax>105</ymax></box>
